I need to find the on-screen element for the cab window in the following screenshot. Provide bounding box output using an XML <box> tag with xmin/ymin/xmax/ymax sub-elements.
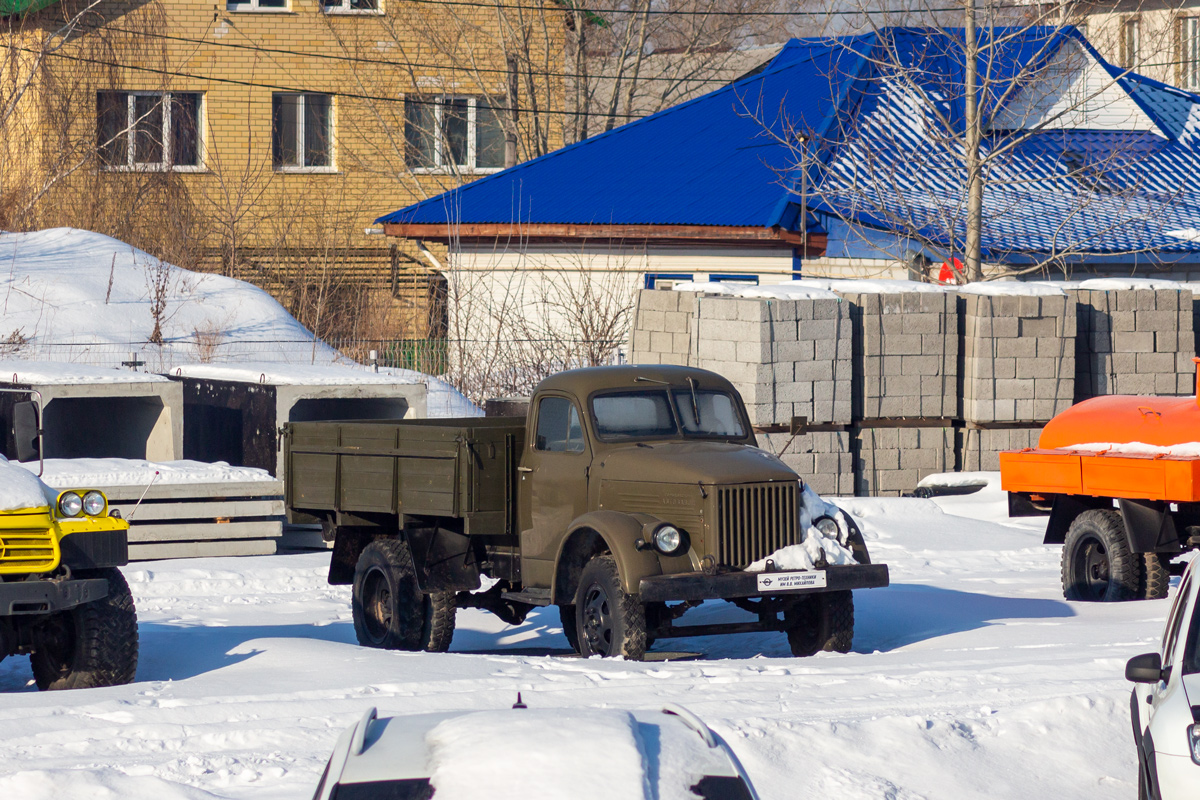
<box><xmin>534</xmin><ymin>396</ymin><xmax>585</xmax><ymax>453</ymax></box>
<box><xmin>1163</xmin><ymin>571</ymin><xmax>1192</xmax><ymax>667</ymax></box>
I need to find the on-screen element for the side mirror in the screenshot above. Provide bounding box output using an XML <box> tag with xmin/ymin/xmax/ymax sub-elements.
<box><xmin>13</xmin><ymin>400</ymin><xmax>41</xmax><ymax>463</ymax></box>
<box><xmin>1126</xmin><ymin>652</ymin><xmax>1165</xmax><ymax>684</ymax></box>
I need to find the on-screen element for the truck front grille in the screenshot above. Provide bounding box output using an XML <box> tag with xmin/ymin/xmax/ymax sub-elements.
<box><xmin>715</xmin><ymin>482</ymin><xmax>799</xmax><ymax>568</ymax></box>
<box><xmin>0</xmin><ymin>528</ymin><xmax>57</xmax><ymax>573</ymax></box>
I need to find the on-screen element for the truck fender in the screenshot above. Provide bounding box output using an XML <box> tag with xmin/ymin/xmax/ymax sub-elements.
<box><xmin>1117</xmin><ymin>499</ymin><xmax>1180</xmax><ymax>554</ymax></box>
<box><xmin>552</xmin><ymin>511</ymin><xmax>665</xmax><ymax>602</ymax></box>
<box><xmin>1044</xmin><ymin>495</ymin><xmax>1109</xmax><ymax>545</ymax></box>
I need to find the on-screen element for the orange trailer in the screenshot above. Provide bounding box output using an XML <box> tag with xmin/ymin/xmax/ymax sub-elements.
<box><xmin>1000</xmin><ymin>359</ymin><xmax>1200</xmax><ymax>602</ymax></box>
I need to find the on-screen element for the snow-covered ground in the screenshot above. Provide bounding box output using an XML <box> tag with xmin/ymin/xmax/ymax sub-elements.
<box><xmin>0</xmin><ymin>480</ymin><xmax>1170</xmax><ymax>799</ymax></box>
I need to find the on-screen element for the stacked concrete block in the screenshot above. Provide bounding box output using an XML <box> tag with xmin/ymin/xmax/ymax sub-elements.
<box><xmin>958</xmin><ymin>426</ymin><xmax>1042</xmax><ymax>472</ymax></box>
<box><xmin>693</xmin><ymin>295</ymin><xmax>852</xmax><ymax>426</ymax></box>
<box><xmin>960</xmin><ymin>292</ymin><xmax>1075</xmax><ymax>424</ymax></box>
<box><xmin>1070</xmin><ymin>287</ymin><xmax>1194</xmax><ymax>400</ymax></box>
<box><xmin>839</xmin><ymin>291</ymin><xmax>958</xmax><ymax>420</ymax></box>
<box><xmin>760</xmin><ymin>430</ymin><xmax>854</xmax><ymax>496</ymax></box>
<box><xmin>629</xmin><ymin>288</ymin><xmax>698</xmax><ymax>366</ymax></box>
<box><xmin>853</xmin><ymin>426</ymin><xmax>955</xmax><ymax>496</ymax></box>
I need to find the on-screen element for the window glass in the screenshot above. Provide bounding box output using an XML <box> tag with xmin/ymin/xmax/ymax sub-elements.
<box><xmin>404</xmin><ymin>99</ymin><xmax>436</xmax><ymax>169</ymax></box>
<box><xmin>304</xmin><ymin>94</ymin><xmax>331</xmax><ymax>167</ymax></box>
<box><xmin>476</xmin><ymin>98</ymin><xmax>505</xmax><ymax>169</ymax></box>
<box><xmin>443</xmin><ymin>97</ymin><xmax>470</xmax><ymax>167</ymax></box>
<box><xmin>133</xmin><ymin>94</ymin><xmax>164</xmax><ymax>165</ymax></box>
<box><xmin>535</xmin><ymin>397</ymin><xmax>584</xmax><ymax>453</ymax></box>
<box><xmin>171</xmin><ymin>93</ymin><xmax>200</xmax><ymax>167</ymax></box>
<box><xmin>272</xmin><ymin>94</ymin><xmax>299</xmax><ymax>167</ymax></box>
<box><xmin>330</xmin><ymin>779</ymin><xmax>433</xmax><ymax>800</ymax></box>
<box><xmin>592</xmin><ymin>392</ymin><xmax>677</xmax><ymax>440</ymax></box>
<box><xmin>673</xmin><ymin>389</ymin><xmax>744</xmax><ymax>437</ymax></box>
<box><xmin>1163</xmin><ymin>571</ymin><xmax>1192</xmax><ymax>667</ymax></box>
<box><xmin>96</xmin><ymin>92</ymin><xmax>126</xmax><ymax>167</ymax></box>
<box><xmin>1185</xmin><ymin>18</ymin><xmax>1200</xmax><ymax>92</ymax></box>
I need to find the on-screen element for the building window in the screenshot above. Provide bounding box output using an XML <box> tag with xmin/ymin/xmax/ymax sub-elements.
<box><xmin>1184</xmin><ymin>17</ymin><xmax>1200</xmax><ymax>91</ymax></box>
<box><xmin>709</xmin><ymin>273</ymin><xmax>760</xmax><ymax>285</ymax></box>
<box><xmin>272</xmin><ymin>93</ymin><xmax>333</xmax><ymax>170</ymax></box>
<box><xmin>405</xmin><ymin>96</ymin><xmax>505</xmax><ymax>172</ymax></box>
<box><xmin>644</xmin><ymin>273</ymin><xmax>692</xmax><ymax>290</ymax></box>
<box><xmin>1121</xmin><ymin>17</ymin><xmax>1140</xmax><ymax>69</ymax></box>
<box><xmin>321</xmin><ymin>0</ymin><xmax>379</xmax><ymax>11</ymax></box>
<box><xmin>226</xmin><ymin>0</ymin><xmax>288</xmax><ymax>11</ymax></box>
<box><xmin>97</xmin><ymin>92</ymin><xmax>202</xmax><ymax>170</ymax></box>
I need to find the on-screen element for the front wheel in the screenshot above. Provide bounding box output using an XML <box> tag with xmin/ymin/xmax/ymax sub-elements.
<box><xmin>783</xmin><ymin>591</ymin><xmax>854</xmax><ymax>657</ymax></box>
<box><xmin>352</xmin><ymin>539</ymin><xmax>456</xmax><ymax>652</ymax></box>
<box><xmin>574</xmin><ymin>555</ymin><xmax>646</xmax><ymax>660</ymax></box>
<box><xmin>1062</xmin><ymin>509</ymin><xmax>1142</xmax><ymax>602</ymax></box>
<box><xmin>31</xmin><ymin>567</ymin><xmax>139</xmax><ymax>691</ymax></box>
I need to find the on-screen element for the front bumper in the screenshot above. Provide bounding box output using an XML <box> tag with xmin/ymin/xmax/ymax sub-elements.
<box><xmin>0</xmin><ymin>577</ymin><xmax>110</xmax><ymax>616</ymax></box>
<box><xmin>639</xmin><ymin>563</ymin><xmax>890</xmax><ymax>602</ymax></box>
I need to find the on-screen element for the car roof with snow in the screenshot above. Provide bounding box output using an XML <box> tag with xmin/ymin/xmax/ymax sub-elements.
<box><xmin>315</xmin><ymin>704</ymin><xmax>758</xmax><ymax>800</ymax></box>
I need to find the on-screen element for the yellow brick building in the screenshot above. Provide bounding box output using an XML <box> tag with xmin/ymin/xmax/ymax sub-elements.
<box><xmin>2</xmin><ymin>0</ymin><xmax>564</xmax><ymax>356</ymax></box>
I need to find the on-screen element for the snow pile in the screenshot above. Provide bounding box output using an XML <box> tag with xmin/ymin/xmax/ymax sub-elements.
<box><xmin>798</xmin><ymin>277</ymin><xmax>951</xmax><ymax>294</ymax></box>
<box><xmin>17</xmin><ymin>458</ymin><xmax>276</xmax><ymax>488</ymax></box>
<box><xmin>916</xmin><ymin>471</ymin><xmax>994</xmax><ymax>489</ymax></box>
<box><xmin>748</xmin><ymin>484</ymin><xmax>858</xmax><ymax>570</ymax></box>
<box><xmin>426</xmin><ymin>709</ymin><xmax>650</xmax><ymax>800</ymax></box>
<box><xmin>958</xmin><ymin>281</ymin><xmax>1067</xmax><ymax>296</ymax></box>
<box><xmin>0</xmin><ymin>228</ymin><xmax>335</xmax><ymax>359</ymax></box>
<box><xmin>1077</xmin><ymin>277</ymin><xmax>1188</xmax><ymax>291</ymax></box>
<box><xmin>0</xmin><ymin>361</ymin><xmax>169</xmax><ymax>384</ymax></box>
<box><xmin>1063</xmin><ymin>441</ymin><xmax>1200</xmax><ymax>457</ymax></box>
<box><xmin>0</xmin><ymin>455</ymin><xmax>54</xmax><ymax>511</ymax></box>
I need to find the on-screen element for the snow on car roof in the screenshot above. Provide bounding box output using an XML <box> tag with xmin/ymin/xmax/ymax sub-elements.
<box><xmin>0</xmin><ymin>456</ymin><xmax>55</xmax><ymax>511</ymax></box>
<box><xmin>0</xmin><ymin>360</ymin><xmax>170</xmax><ymax>385</ymax></box>
<box><xmin>335</xmin><ymin>707</ymin><xmax>739</xmax><ymax>799</ymax></box>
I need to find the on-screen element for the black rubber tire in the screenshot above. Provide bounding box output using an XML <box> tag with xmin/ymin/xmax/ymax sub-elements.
<box><xmin>352</xmin><ymin>539</ymin><xmax>456</xmax><ymax>651</ymax></box>
<box><xmin>1142</xmin><ymin>553</ymin><xmax>1171</xmax><ymax>601</ymax></box>
<box><xmin>574</xmin><ymin>555</ymin><xmax>646</xmax><ymax>660</ymax></box>
<box><xmin>783</xmin><ymin>590</ymin><xmax>854</xmax><ymax>657</ymax></box>
<box><xmin>558</xmin><ymin>604</ymin><xmax>580</xmax><ymax>653</ymax></box>
<box><xmin>1061</xmin><ymin>509</ymin><xmax>1142</xmax><ymax>602</ymax></box>
<box><xmin>31</xmin><ymin>567</ymin><xmax>139</xmax><ymax>691</ymax></box>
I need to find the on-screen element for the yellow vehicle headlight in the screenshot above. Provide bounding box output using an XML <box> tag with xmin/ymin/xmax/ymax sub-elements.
<box><xmin>58</xmin><ymin>492</ymin><xmax>83</xmax><ymax>517</ymax></box>
<box><xmin>82</xmin><ymin>491</ymin><xmax>105</xmax><ymax>516</ymax></box>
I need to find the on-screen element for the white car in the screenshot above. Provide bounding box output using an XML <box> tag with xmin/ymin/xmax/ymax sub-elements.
<box><xmin>1127</xmin><ymin>557</ymin><xmax>1200</xmax><ymax>799</ymax></box>
<box><xmin>312</xmin><ymin>701</ymin><xmax>760</xmax><ymax>800</ymax></box>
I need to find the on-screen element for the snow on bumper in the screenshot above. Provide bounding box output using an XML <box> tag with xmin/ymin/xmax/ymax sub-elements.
<box><xmin>638</xmin><ymin>563</ymin><xmax>889</xmax><ymax>602</ymax></box>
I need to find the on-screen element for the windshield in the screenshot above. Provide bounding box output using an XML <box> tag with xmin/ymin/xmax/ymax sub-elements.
<box><xmin>591</xmin><ymin>388</ymin><xmax>745</xmax><ymax>441</ymax></box>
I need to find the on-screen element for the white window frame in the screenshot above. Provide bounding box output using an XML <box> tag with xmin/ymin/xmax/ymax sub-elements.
<box><xmin>226</xmin><ymin>0</ymin><xmax>291</xmax><ymax>12</ymax></box>
<box><xmin>273</xmin><ymin>93</ymin><xmax>337</xmax><ymax>174</ymax></box>
<box><xmin>1185</xmin><ymin>17</ymin><xmax>1200</xmax><ymax>92</ymax></box>
<box><xmin>408</xmin><ymin>95</ymin><xmax>504</xmax><ymax>175</ymax></box>
<box><xmin>100</xmin><ymin>91</ymin><xmax>205</xmax><ymax>173</ymax></box>
<box><xmin>321</xmin><ymin>0</ymin><xmax>383</xmax><ymax>14</ymax></box>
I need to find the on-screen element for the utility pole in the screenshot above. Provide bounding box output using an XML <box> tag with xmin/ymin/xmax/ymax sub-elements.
<box><xmin>963</xmin><ymin>0</ymin><xmax>984</xmax><ymax>282</ymax></box>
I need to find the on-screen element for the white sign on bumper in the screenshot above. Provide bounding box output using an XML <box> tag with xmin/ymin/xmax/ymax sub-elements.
<box><xmin>755</xmin><ymin>570</ymin><xmax>828</xmax><ymax>592</ymax></box>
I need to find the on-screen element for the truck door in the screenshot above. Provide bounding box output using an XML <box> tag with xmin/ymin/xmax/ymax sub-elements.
<box><xmin>518</xmin><ymin>394</ymin><xmax>591</xmax><ymax>587</ymax></box>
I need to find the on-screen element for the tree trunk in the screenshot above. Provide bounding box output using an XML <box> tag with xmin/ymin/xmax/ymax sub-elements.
<box><xmin>963</xmin><ymin>0</ymin><xmax>984</xmax><ymax>283</ymax></box>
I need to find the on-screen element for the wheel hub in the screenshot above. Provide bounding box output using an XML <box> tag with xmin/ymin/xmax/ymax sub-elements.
<box><xmin>581</xmin><ymin>583</ymin><xmax>613</xmax><ymax>654</ymax></box>
<box><xmin>1077</xmin><ymin>535</ymin><xmax>1110</xmax><ymax>601</ymax></box>
<box><xmin>362</xmin><ymin>568</ymin><xmax>393</xmax><ymax>644</ymax></box>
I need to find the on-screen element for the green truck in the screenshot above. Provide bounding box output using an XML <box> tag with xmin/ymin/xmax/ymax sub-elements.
<box><xmin>284</xmin><ymin>365</ymin><xmax>888</xmax><ymax>659</ymax></box>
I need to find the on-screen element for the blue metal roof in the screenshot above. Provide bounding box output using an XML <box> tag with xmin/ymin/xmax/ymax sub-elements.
<box><xmin>378</xmin><ymin>27</ymin><xmax>1200</xmax><ymax>261</ymax></box>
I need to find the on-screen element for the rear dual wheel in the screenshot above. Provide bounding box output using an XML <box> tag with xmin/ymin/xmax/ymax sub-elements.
<box><xmin>352</xmin><ymin>539</ymin><xmax>456</xmax><ymax>652</ymax></box>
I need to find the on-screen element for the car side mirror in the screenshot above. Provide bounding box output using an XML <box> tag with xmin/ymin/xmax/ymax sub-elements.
<box><xmin>13</xmin><ymin>400</ymin><xmax>41</xmax><ymax>463</ymax></box>
<box><xmin>1126</xmin><ymin>652</ymin><xmax>1165</xmax><ymax>684</ymax></box>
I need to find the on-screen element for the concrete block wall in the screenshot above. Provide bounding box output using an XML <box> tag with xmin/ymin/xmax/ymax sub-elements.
<box><xmin>629</xmin><ymin>288</ymin><xmax>699</xmax><ymax>366</ymax></box>
<box><xmin>693</xmin><ymin>296</ymin><xmax>852</xmax><ymax>426</ymax></box>
<box><xmin>853</xmin><ymin>426</ymin><xmax>956</xmax><ymax>496</ymax></box>
<box><xmin>958</xmin><ymin>426</ymin><xmax>1042</xmax><ymax>472</ymax></box>
<box><xmin>760</xmin><ymin>430</ymin><xmax>854</xmax><ymax>496</ymax></box>
<box><xmin>960</xmin><ymin>292</ymin><xmax>1075</xmax><ymax>424</ymax></box>
<box><xmin>1070</xmin><ymin>288</ymin><xmax>1194</xmax><ymax>400</ymax></box>
<box><xmin>840</xmin><ymin>291</ymin><xmax>958</xmax><ymax>420</ymax></box>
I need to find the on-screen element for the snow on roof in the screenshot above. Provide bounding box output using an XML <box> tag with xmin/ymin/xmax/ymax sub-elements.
<box><xmin>170</xmin><ymin>362</ymin><xmax>424</xmax><ymax>386</ymax></box>
<box><xmin>0</xmin><ymin>456</ymin><xmax>55</xmax><ymax>511</ymax></box>
<box><xmin>0</xmin><ymin>360</ymin><xmax>170</xmax><ymax>385</ymax></box>
<box><xmin>19</xmin><ymin>458</ymin><xmax>276</xmax><ymax>488</ymax></box>
<box><xmin>426</xmin><ymin>709</ymin><xmax>651</xmax><ymax>800</ymax></box>
<box><xmin>958</xmin><ymin>282</ymin><xmax>1067</xmax><ymax>297</ymax></box>
<box><xmin>0</xmin><ymin>228</ymin><xmax>337</xmax><ymax>361</ymax></box>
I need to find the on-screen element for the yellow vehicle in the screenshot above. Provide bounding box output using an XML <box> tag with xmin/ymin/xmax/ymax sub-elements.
<box><xmin>0</xmin><ymin>392</ymin><xmax>137</xmax><ymax>690</ymax></box>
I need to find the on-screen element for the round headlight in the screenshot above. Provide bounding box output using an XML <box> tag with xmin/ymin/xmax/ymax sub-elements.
<box><xmin>58</xmin><ymin>492</ymin><xmax>83</xmax><ymax>517</ymax></box>
<box><xmin>82</xmin><ymin>491</ymin><xmax>105</xmax><ymax>516</ymax></box>
<box><xmin>813</xmin><ymin>515</ymin><xmax>841</xmax><ymax>540</ymax></box>
<box><xmin>652</xmin><ymin>524</ymin><xmax>688</xmax><ymax>557</ymax></box>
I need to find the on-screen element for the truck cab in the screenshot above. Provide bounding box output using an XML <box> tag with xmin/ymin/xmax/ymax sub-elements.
<box><xmin>285</xmin><ymin>365</ymin><xmax>889</xmax><ymax>659</ymax></box>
